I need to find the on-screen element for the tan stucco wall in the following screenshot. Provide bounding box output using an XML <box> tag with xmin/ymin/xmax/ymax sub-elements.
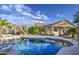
<box><xmin>53</xmin><ymin>31</ymin><xmax>59</xmax><ymax>36</ymax></box>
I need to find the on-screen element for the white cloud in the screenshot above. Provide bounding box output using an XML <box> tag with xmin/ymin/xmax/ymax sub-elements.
<box><xmin>14</xmin><ymin>4</ymin><xmax>32</xmax><ymax>13</ymax></box>
<box><xmin>0</xmin><ymin>4</ymin><xmax>48</xmax><ymax>26</ymax></box>
<box><xmin>22</xmin><ymin>11</ymin><xmax>44</xmax><ymax>20</ymax></box>
<box><xmin>0</xmin><ymin>5</ymin><xmax>11</xmax><ymax>11</ymax></box>
<box><xmin>22</xmin><ymin>12</ymin><xmax>28</xmax><ymax>15</ymax></box>
<box><xmin>36</xmin><ymin>11</ymin><xmax>41</xmax><ymax>16</ymax></box>
<box><xmin>22</xmin><ymin>12</ymin><xmax>32</xmax><ymax>16</ymax></box>
<box><xmin>41</xmin><ymin>14</ymin><xmax>48</xmax><ymax>20</ymax></box>
<box><xmin>16</xmin><ymin>8</ymin><xmax>22</xmax><ymax>13</ymax></box>
<box><xmin>36</xmin><ymin>11</ymin><xmax>48</xmax><ymax>20</ymax></box>
<box><xmin>31</xmin><ymin>20</ymin><xmax>45</xmax><ymax>23</ymax></box>
<box><xmin>56</xmin><ymin>14</ymin><xmax>64</xmax><ymax>17</ymax></box>
<box><xmin>56</xmin><ymin>14</ymin><xmax>60</xmax><ymax>17</ymax></box>
<box><xmin>21</xmin><ymin>16</ymin><xmax>25</xmax><ymax>19</ymax></box>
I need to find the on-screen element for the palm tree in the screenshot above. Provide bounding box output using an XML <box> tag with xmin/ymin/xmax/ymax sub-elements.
<box><xmin>74</xmin><ymin>11</ymin><xmax>79</xmax><ymax>46</ymax></box>
<box><xmin>0</xmin><ymin>18</ymin><xmax>13</xmax><ymax>34</ymax></box>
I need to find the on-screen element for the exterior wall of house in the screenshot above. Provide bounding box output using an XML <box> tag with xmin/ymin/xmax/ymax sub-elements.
<box><xmin>51</xmin><ymin>27</ymin><xmax>71</xmax><ymax>36</ymax></box>
<box><xmin>43</xmin><ymin>20</ymin><xmax>75</xmax><ymax>36</ymax></box>
<box><xmin>53</xmin><ymin>31</ymin><xmax>59</xmax><ymax>36</ymax></box>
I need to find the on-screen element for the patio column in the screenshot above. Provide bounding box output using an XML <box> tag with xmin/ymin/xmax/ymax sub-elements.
<box><xmin>57</xmin><ymin>27</ymin><xmax>61</xmax><ymax>36</ymax></box>
<box><xmin>51</xmin><ymin>26</ymin><xmax>54</xmax><ymax>34</ymax></box>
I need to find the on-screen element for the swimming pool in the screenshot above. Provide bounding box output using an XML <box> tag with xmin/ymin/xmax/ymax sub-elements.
<box><xmin>0</xmin><ymin>38</ymin><xmax>72</xmax><ymax>55</ymax></box>
<box><xmin>9</xmin><ymin>37</ymin><xmax>72</xmax><ymax>55</ymax></box>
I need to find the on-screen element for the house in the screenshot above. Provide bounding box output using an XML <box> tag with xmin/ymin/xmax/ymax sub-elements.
<box><xmin>35</xmin><ymin>23</ymin><xmax>47</xmax><ymax>27</ymax></box>
<box><xmin>43</xmin><ymin>20</ymin><xmax>75</xmax><ymax>36</ymax></box>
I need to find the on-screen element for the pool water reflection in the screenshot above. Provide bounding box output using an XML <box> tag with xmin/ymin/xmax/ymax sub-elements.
<box><xmin>13</xmin><ymin>41</ymin><xmax>62</xmax><ymax>55</ymax></box>
<box><xmin>11</xmin><ymin>38</ymin><xmax>72</xmax><ymax>55</ymax></box>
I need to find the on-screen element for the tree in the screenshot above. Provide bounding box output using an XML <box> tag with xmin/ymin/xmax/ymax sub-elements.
<box><xmin>0</xmin><ymin>18</ymin><xmax>13</xmax><ymax>34</ymax></box>
<box><xmin>66</xmin><ymin>28</ymin><xmax>76</xmax><ymax>38</ymax></box>
<box><xmin>0</xmin><ymin>18</ymin><xmax>28</xmax><ymax>35</ymax></box>
<box><xmin>28</xmin><ymin>26</ymin><xmax>42</xmax><ymax>34</ymax></box>
<box><xmin>12</xmin><ymin>24</ymin><xmax>28</xmax><ymax>35</ymax></box>
<box><xmin>19</xmin><ymin>25</ymin><xmax>28</xmax><ymax>34</ymax></box>
<box><xmin>73</xmin><ymin>11</ymin><xmax>79</xmax><ymax>46</ymax></box>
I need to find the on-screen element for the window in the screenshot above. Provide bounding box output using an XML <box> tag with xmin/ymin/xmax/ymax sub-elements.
<box><xmin>54</xmin><ymin>28</ymin><xmax>57</xmax><ymax>32</ymax></box>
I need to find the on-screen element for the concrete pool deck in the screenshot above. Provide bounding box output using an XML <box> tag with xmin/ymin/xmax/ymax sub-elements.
<box><xmin>57</xmin><ymin>40</ymin><xmax>79</xmax><ymax>55</ymax></box>
<box><xmin>7</xmin><ymin>47</ymin><xmax>22</xmax><ymax>55</ymax></box>
<box><xmin>57</xmin><ymin>46</ymin><xmax>79</xmax><ymax>55</ymax></box>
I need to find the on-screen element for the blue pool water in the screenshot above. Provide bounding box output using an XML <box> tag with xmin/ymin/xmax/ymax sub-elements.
<box><xmin>12</xmin><ymin>38</ymin><xmax>62</xmax><ymax>55</ymax></box>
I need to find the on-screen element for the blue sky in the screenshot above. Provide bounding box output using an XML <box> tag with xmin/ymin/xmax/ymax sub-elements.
<box><xmin>0</xmin><ymin>4</ymin><xmax>79</xmax><ymax>26</ymax></box>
